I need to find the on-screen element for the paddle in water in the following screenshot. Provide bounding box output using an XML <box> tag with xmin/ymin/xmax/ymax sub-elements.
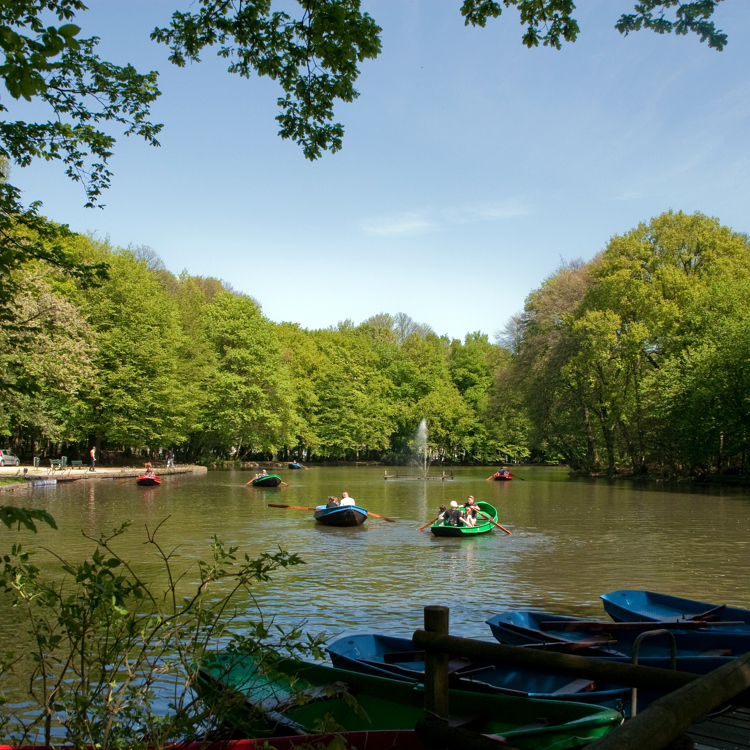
<box><xmin>418</xmin><ymin>516</ymin><xmax>440</xmax><ymax>532</ymax></box>
<box><xmin>477</xmin><ymin>511</ymin><xmax>512</xmax><ymax>535</ymax></box>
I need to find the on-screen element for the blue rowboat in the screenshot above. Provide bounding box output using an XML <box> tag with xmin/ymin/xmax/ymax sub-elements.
<box><xmin>314</xmin><ymin>504</ymin><xmax>367</xmax><ymax>527</ymax></box>
<box><xmin>601</xmin><ymin>590</ymin><xmax>750</xmax><ymax>629</ymax></box>
<box><xmin>485</xmin><ymin>611</ymin><xmax>750</xmax><ymax>658</ymax></box>
<box><xmin>288</xmin><ymin>462</ymin><xmax>304</xmax><ymax>470</ymax></box>
<box><xmin>325</xmin><ymin>633</ymin><xmax>732</xmax><ymax>718</ymax></box>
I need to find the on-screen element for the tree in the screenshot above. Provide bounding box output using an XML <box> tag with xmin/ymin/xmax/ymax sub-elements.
<box><xmin>69</xmin><ymin>240</ymin><xmax>196</xmax><ymax>450</ymax></box>
<box><xmin>201</xmin><ymin>292</ymin><xmax>298</xmax><ymax>457</ymax></box>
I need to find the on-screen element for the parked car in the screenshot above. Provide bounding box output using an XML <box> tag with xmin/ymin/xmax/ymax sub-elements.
<box><xmin>0</xmin><ymin>449</ymin><xmax>20</xmax><ymax>467</ymax></box>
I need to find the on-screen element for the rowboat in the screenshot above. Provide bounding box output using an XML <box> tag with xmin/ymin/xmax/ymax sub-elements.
<box><xmin>325</xmin><ymin>632</ymin><xmax>732</xmax><ymax>717</ymax></box>
<box><xmin>601</xmin><ymin>590</ymin><xmax>750</xmax><ymax>629</ymax></box>
<box><xmin>486</xmin><ymin>610</ymin><xmax>750</xmax><ymax>658</ymax></box>
<box><xmin>288</xmin><ymin>462</ymin><xmax>304</xmax><ymax>470</ymax></box>
<box><xmin>249</xmin><ymin>474</ymin><xmax>282</xmax><ymax>487</ymax></box>
<box><xmin>430</xmin><ymin>501</ymin><xmax>497</xmax><ymax>537</ymax></box>
<box><xmin>0</xmin><ymin>732</ymin><xmax>424</xmax><ymax>750</ymax></box>
<box><xmin>196</xmin><ymin>650</ymin><xmax>623</xmax><ymax>748</ymax></box>
<box><xmin>136</xmin><ymin>474</ymin><xmax>160</xmax><ymax>486</ymax></box>
<box><xmin>494</xmin><ymin>469</ymin><xmax>513</xmax><ymax>480</ymax></box>
<box><xmin>313</xmin><ymin>504</ymin><xmax>367</xmax><ymax>526</ymax></box>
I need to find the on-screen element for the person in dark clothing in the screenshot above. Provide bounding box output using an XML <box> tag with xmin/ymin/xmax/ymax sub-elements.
<box><xmin>326</xmin><ymin>496</ymin><xmax>340</xmax><ymax>508</ymax></box>
<box><xmin>443</xmin><ymin>500</ymin><xmax>462</xmax><ymax>526</ymax></box>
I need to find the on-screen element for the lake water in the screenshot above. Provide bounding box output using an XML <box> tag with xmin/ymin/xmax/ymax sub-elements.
<box><xmin>5</xmin><ymin>465</ymin><xmax>750</xmax><ymax>644</ymax></box>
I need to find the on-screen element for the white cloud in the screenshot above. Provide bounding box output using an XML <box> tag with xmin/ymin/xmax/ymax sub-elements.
<box><xmin>361</xmin><ymin>198</ymin><xmax>531</xmax><ymax>236</ymax></box>
<box><xmin>360</xmin><ymin>211</ymin><xmax>437</xmax><ymax>236</ymax></box>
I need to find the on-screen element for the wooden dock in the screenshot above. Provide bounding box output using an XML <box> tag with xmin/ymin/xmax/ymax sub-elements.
<box><xmin>689</xmin><ymin>706</ymin><xmax>750</xmax><ymax>750</ymax></box>
<box><xmin>384</xmin><ymin>470</ymin><xmax>453</xmax><ymax>480</ymax></box>
<box><xmin>414</xmin><ymin>605</ymin><xmax>750</xmax><ymax>750</ymax></box>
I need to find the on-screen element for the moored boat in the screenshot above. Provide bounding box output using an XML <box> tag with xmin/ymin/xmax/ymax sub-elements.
<box><xmin>196</xmin><ymin>650</ymin><xmax>623</xmax><ymax>747</ymax></box>
<box><xmin>0</xmin><ymin>732</ymin><xmax>425</xmax><ymax>750</ymax></box>
<box><xmin>430</xmin><ymin>501</ymin><xmax>497</xmax><ymax>537</ymax></box>
<box><xmin>314</xmin><ymin>504</ymin><xmax>367</xmax><ymax>527</ymax></box>
<box><xmin>486</xmin><ymin>610</ymin><xmax>750</xmax><ymax>657</ymax></box>
<box><xmin>601</xmin><ymin>590</ymin><xmax>750</xmax><ymax>629</ymax></box>
<box><xmin>136</xmin><ymin>474</ymin><xmax>161</xmax><ymax>486</ymax></box>
<box><xmin>325</xmin><ymin>632</ymin><xmax>732</xmax><ymax>717</ymax></box>
<box><xmin>249</xmin><ymin>473</ymin><xmax>282</xmax><ymax>487</ymax></box>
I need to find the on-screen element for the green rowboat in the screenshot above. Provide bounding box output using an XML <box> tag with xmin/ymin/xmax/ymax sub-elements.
<box><xmin>249</xmin><ymin>473</ymin><xmax>282</xmax><ymax>487</ymax></box>
<box><xmin>196</xmin><ymin>651</ymin><xmax>622</xmax><ymax>750</ymax></box>
<box><xmin>430</xmin><ymin>500</ymin><xmax>498</xmax><ymax>537</ymax></box>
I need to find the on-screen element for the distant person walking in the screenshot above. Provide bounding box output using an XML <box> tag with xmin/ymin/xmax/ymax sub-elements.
<box><xmin>89</xmin><ymin>446</ymin><xmax>96</xmax><ymax>472</ymax></box>
<box><xmin>166</xmin><ymin>448</ymin><xmax>175</xmax><ymax>471</ymax></box>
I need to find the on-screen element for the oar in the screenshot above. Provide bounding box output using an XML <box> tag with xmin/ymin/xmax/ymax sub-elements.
<box><xmin>485</xmin><ymin>474</ymin><xmax>495</xmax><ymax>481</ymax></box>
<box><xmin>477</xmin><ymin>511</ymin><xmax>512</xmax><ymax>535</ymax></box>
<box><xmin>116</xmin><ymin>477</ymin><xmax>133</xmax><ymax>485</ymax></box>
<box><xmin>366</xmin><ymin>510</ymin><xmax>395</xmax><ymax>523</ymax></box>
<box><xmin>418</xmin><ymin>516</ymin><xmax>440</xmax><ymax>532</ymax></box>
<box><xmin>280</xmin><ymin>481</ymin><xmax>289</xmax><ymax>486</ymax></box>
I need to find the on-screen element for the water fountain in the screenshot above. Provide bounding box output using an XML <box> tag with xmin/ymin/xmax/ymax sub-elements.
<box><xmin>415</xmin><ymin>418</ymin><xmax>430</xmax><ymax>478</ymax></box>
<box><xmin>382</xmin><ymin>420</ymin><xmax>453</xmax><ymax>480</ymax></box>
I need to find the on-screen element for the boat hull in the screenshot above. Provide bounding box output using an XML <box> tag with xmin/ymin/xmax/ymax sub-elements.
<box><xmin>430</xmin><ymin>501</ymin><xmax>497</xmax><ymax>537</ymax></box>
<box><xmin>196</xmin><ymin>651</ymin><xmax>622</xmax><ymax>748</ymax></box>
<box><xmin>250</xmin><ymin>474</ymin><xmax>282</xmax><ymax>487</ymax></box>
<box><xmin>288</xmin><ymin>463</ymin><xmax>303</xmax><ymax>470</ymax></box>
<box><xmin>314</xmin><ymin>505</ymin><xmax>367</xmax><ymax>526</ymax></box>
<box><xmin>0</xmin><ymin>732</ymin><xmax>424</xmax><ymax>750</ymax></box>
<box><xmin>325</xmin><ymin>632</ymin><xmax>731</xmax><ymax>718</ymax></box>
<box><xmin>136</xmin><ymin>475</ymin><xmax>160</xmax><ymax>486</ymax></box>
<box><xmin>493</xmin><ymin>472</ymin><xmax>513</xmax><ymax>480</ymax></box>
<box><xmin>601</xmin><ymin>590</ymin><xmax>750</xmax><ymax>629</ymax></box>
<box><xmin>486</xmin><ymin>610</ymin><xmax>750</xmax><ymax>657</ymax></box>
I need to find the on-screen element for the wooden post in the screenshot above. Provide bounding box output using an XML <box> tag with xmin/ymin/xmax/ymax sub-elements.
<box><xmin>423</xmin><ymin>605</ymin><xmax>449</xmax><ymax>723</ymax></box>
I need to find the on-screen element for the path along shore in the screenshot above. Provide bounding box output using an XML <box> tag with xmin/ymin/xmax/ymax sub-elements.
<box><xmin>0</xmin><ymin>465</ymin><xmax>207</xmax><ymax>494</ymax></box>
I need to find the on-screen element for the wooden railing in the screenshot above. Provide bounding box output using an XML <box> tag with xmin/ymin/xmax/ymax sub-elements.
<box><xmin>414</xmin><ymin>605</ymin><xmax>750</xmax><ymax>750</ymax></box>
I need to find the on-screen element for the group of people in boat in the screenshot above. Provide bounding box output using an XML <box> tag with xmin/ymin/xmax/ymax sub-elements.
<box><xmin>436</xmin><ymin>495</ymin><xmax>482</xmax><ymax>527</ymax></box>
<box><xmin>326</xmin><ymin>491</ymin><xmax>356</xmax><ymax>508</ymax></box>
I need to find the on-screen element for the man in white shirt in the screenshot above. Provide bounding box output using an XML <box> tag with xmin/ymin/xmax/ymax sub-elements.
<box><xmin>340</xmin><ymin>491</ymin><xmax>356</xmax><ymax>506</ymax></box>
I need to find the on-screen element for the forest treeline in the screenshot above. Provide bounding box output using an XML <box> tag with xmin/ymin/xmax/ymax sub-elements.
<box><xmin>1</xmin><ymin>209</ymin><xmax>748</xmax><ymax>478</ymax></box>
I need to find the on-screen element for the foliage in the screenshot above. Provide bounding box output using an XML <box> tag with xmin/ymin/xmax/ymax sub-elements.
<box><xmin>152</xmin><ymin>0</ymin><xmax>382</xmax><ymax>161</ymax></box>
<box><xmin>509</xmin><ymin>210</ymin><xmax>750</xmax><ymax>478</ymax></box>
<box><xmin>0</xmin><ymin>518</ymin><xmax>325</xmax><ymax>748</ymax></box>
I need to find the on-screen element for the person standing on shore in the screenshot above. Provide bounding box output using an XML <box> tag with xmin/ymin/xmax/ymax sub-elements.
<box><xmin>89</xmin><ymin>446</ymin><xmax>96</xmax><ymax>472</ymax></box>
<box><xmin>166</xmin><ymin>448</ymin><xmax>175</xmax><ymax>471</ymax></box>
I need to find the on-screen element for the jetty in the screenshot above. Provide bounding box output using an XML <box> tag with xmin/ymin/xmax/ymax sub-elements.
<box><xmin>384</xmin><ymin>469</ymin><xmax>453</xmax><ymax>480</ymax></box>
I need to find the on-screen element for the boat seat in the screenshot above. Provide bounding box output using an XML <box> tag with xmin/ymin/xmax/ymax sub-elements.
<box><xmin>384</xmin><ymin>650</ymin><xmax>424</xmax><ymax>663</ymax></box>
<box><xmin>258</xmin><ymin>682</ymin><xmax>348</xmax><ymax>714</ymax></box>
<box><xmin>550</xmin><ymin>678</ymin><xmax>597</xmax><ymax>695</ymax></box>
<box><xmin>448</xmin><ymin>714</ymin><xmax>481</xmax><ymax>729</ymax></box>
<box><xmin>687</xmin><ymin>604</ymin><xmax>726</xmax><ymax>621</ymax></box>
<box><xmin>700</xmin><ymin>649</ymin><xmax>732</xmax><ymax>656</ymax></box>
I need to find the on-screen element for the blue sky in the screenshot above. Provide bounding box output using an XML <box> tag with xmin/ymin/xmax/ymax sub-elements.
<box><xmin>10</xmin><ymin>1</ymin><xmax>750</xmax><ymax>341</ymax></box>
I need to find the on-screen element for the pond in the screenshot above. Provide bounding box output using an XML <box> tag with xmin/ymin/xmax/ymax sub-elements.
<box><xmin>4</xmin><ymin>464</ymin><xmax>749</xmax><ymax>644</ymax></box>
